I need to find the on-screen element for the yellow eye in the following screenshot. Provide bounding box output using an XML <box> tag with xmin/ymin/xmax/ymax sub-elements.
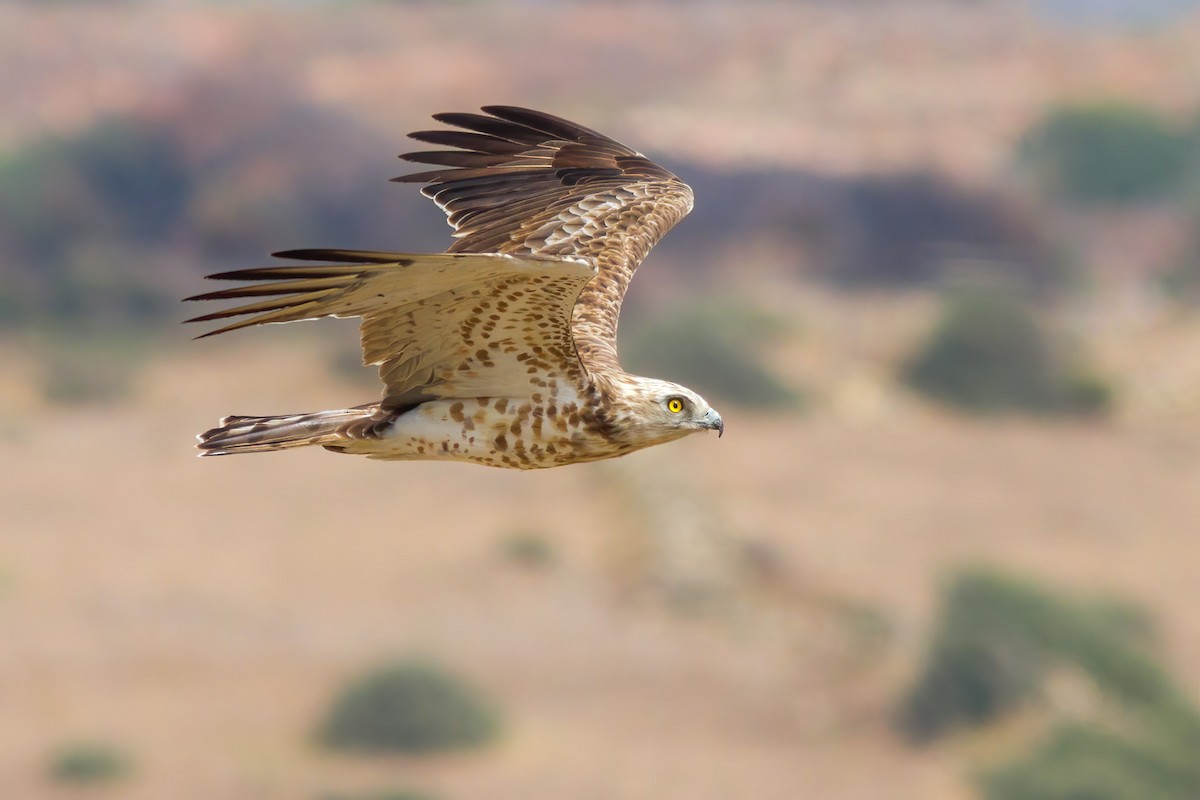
<box><xmin>667</xmin><ymin>397</ymin><xmax>684</xmax><ymax>414</ymax></box>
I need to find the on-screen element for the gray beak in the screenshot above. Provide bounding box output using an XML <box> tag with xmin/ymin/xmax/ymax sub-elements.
<box><xmin>703</xmin><ymin>408</ymin><xmax>724</xmax><ymax>438</ymax></box>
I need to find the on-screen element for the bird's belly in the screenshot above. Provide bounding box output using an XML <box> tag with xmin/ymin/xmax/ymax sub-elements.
<box><xmin>364</xmin><ymin>396</ymin><xmax>618</xmax><ymax>469</ymax></box>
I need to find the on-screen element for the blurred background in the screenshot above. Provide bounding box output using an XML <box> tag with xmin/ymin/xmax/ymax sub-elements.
<box><xmin>2</xmin><ymin>1</ymin><xmax>1200</xmax><ymax>798</ymax></box>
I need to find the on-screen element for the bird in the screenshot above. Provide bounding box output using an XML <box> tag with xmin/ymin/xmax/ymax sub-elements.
<box><xmin>185</xmin><ymin>105</ymin><xmax>723</xmax><ymax>469</ymax></box>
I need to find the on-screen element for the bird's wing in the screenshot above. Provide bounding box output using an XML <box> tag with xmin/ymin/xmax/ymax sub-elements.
<box><xmin>184</xmin><ymin>249</ymin><xmax>597</xmax><ymax>408</ymax></box>
<box><xmin>397</xmin><ymin>106</ymin><xmax>694</xmax><ymax>369</ymax></box>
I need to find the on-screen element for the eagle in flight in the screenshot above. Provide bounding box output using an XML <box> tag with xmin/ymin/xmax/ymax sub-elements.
<box><xmin>186</xmin><ymin>105</ymin><xmax>723</xmax><ymax>469</ymax></box>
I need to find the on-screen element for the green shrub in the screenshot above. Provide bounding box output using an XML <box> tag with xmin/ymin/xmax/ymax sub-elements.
<box><xmin>903</xmin><ymin>289</ymin><xmax>1111</xmax><ymax>415</ymax></box>
<box><xmin>498</xmin><ymin>531</ymin><xmax>556</xmax><ymax>568</ymax></box>
<box><xmin>898</xmin><ymin>570</ymin><xmax>1054</xmax><ymax>741</ymax></box>
<box><xmin>0</xmin><ymin>115</ymin><xmax>190</xmax><ymax>264</ymax></box>
<box><xmin>0</xmin><ymin>114</ymin><xmax>191</xmax><ymax>327</ymax></box>
<box><xmin>622</xmin><ymin>300</ymin><xmax>802</xmax><ymax>409</ymax></box>
<box><xmin>317</xmin><ymin>790</ymin><xmax>439</xmax><ymax>800</ymax></box>
<box><xmin>1020</xmin><ymin>101</ymin><xmax>1196</xmax><ymax>204</ymax></box>
<box><xmin>47</xmin><ymin>741</ymin><xmax>131</xmax><ymax>784</ymax></box>
<box><xmin>903</xmin><ymin>571</ymin><xmax>1200</xmax><ymax>800</ymax></box>
<box><xmin>318</xmin><ymin>659</ymin><xmax>500</xmax><ymax>754</ymax></box>
<box><xmin>982</xmin><ymin>723</ymin><xmax>1200</xmax><ymax>800</ymax></box>
<box><xmin>897</xmin><ymin>569</ymin><xmax>1199</xmax><ymax>743</ymax></box>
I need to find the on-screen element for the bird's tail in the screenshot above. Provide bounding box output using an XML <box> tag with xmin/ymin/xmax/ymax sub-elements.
<box><xmin>197</xmin><ymin>406</ymin><xmax>382</xmax><ymax>456</ymax></box>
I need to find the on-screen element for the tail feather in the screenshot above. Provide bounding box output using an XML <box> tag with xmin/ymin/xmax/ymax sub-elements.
<box><xmin>197</xmin><ymin>407</ymin><xmax>380</xmax><ymax>456</ymax></box>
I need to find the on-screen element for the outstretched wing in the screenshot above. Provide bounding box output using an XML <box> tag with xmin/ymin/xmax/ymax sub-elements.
<box><xmin>185</xmin><ymin>250</ymin><xmax>597</xmax><ymax>409</ymax></box>
<box><xmin>398</xmin><ymin>106</ymin><xmax>694</xmax><ymax>369</ymax></box>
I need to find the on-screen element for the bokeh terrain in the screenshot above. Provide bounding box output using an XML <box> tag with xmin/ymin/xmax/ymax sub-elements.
<box><xmin>2</xmin><ymin>2</ymin><xmax>1199</xmax><ymax>799</ymax></box>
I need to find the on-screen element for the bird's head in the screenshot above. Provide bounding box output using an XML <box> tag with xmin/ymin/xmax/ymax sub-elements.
<box><xmin>606</xmin><ymin>376</ymin><xmax>723</xmax><ymax>448</ymax></box>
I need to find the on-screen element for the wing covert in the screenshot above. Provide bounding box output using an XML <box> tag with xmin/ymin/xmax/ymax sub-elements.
<box><xmin>395</xmin><ymin>106</ymin><xmax>694</xmax><ymax>370</ymax></box>
<box><xmin>185</xmin><ymin>250</ymin><xmax>598</xmax><ymax>408</ymax></box>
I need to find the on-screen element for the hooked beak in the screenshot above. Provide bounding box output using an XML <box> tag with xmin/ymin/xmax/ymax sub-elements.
<box><xmin>703</xmin><ymin>408</ymin><xmax>724</xmax><ymax>438</ymax></box>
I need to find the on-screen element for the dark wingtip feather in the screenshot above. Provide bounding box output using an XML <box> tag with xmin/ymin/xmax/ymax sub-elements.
<box><xmin>183</xmin><ymin>307</ymin><xmax>257</xmax><ymax>325</ymax></box>
<box><xmin>190</xmin><ymin>328</ymin><xmax>224</xmax><ymax>340</ymax></box>
<box><xmin>389</xmin><ymin>105</ymin><xmax>691</xmax><ymax>255</ymax></box>
<box><xmin>408</xmin><ymin>129</ymin><xmax>530</xmax><ymax>154</ymax></box>
<box><xmin>270</xmin><ymin>249</ymin><xmax>408</xmax><ymax>264</ymax></box>
<box><xmin>399</xmin><ymin>150</ymin><xmax>516</xmax><ymax>169</ymax></box>
<box><xmin>428</xmin><ymin>111</ymin><xmax>557</xmax><ymax>146</ymax></box>
<box><xmin>272</xmin><ymin>248</ymin><xmax>365</xmax><ymax>262</ymax></box>
<box><xmin>479</xmin><ymin>105</ymin><xmax>606</xmax><ymax>141</ymax></box>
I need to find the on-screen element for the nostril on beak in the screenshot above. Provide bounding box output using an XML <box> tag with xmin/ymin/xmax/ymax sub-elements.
<box><xmin>705</xmin><ymin>409</ymin><xmax>724</xmax><ymax>438</ymax></box>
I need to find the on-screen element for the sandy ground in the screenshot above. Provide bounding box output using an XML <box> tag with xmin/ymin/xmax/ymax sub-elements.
<box><xmin>1</xmin><ymin>327</ymin><xmax>1197</xmax><ymax>800</ymax></box>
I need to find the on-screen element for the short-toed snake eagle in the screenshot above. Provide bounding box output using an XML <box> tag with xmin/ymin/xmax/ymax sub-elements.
<box><xmin>186</xmin><ymin>106</ymin><xmax>723</xmax><ymax>469</ymax></box>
